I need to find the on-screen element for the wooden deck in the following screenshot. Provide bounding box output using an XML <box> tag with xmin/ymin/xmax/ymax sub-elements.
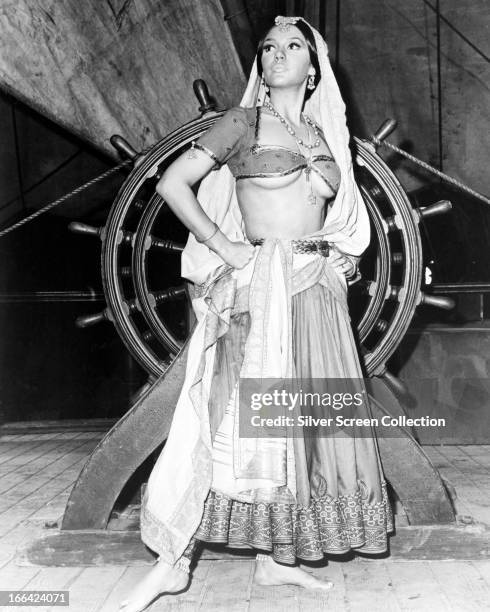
<box><xmin>1</xmin><ymin>432</ymin><xmax>490</xmax><ymax>611</ymax></box>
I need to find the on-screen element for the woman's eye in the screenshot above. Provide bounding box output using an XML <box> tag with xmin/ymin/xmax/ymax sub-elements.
<box><xmin>263</xmin><ymin>44</ymin><xmax>274</xmax><ymax>52</ymax></box>
<box><xmin>289</xmin><ymin>42</ymin><xmax>301</xmax><ymax>49</ymax></box>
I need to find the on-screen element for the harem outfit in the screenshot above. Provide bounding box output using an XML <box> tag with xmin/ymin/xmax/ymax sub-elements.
<box><xmin>140</xmin><ymin>18</ymin><xmax>394</xmax><ymax>567</ymax></box>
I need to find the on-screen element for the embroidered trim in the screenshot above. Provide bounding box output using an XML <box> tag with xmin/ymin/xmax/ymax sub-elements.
<box><xmin>236</xmin><ymin>165</ymin><xmax>308</xmax><ymax>180</ymax></box>
<box><xmin>251</xmin><ymin>143</ymin><xmax>334</xmax><ymax>163</ymax></box>
<box><xmin>251</xmin><ymin>143</ymin><xmax>305</xmax><ymax>157</ymax></box>
<box><xmin>193</xmin><ymin>483</ymin><xmax>394</xmax><ymax>565</ymax></box>
<box><xmin>192</xmin><ymin>142</ymin><xmax>222</xmax><ymax>165</ymax></box>
<box><xmin>310</xmin><ymin>165</ymin><xmax>339</xmax><ymax>193</ymax></box>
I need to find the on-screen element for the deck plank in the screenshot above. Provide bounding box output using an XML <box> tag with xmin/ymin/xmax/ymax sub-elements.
<box><xmin>457</xmin><ymin>446</ymin><xmax>490</xmax><ymax>473</ymax></box>
<box><xmin>0</xmin><ymin>523</ymin><xmax>46</xmax><ymax>569</ymax></box>
<box><xmin>298</xmin><ymin>560</ymin><xmax>345</xmax><ymax>612</ymax></box>
<box><xmin>0</xmin><ymin>435</ymin><xmax>66</xmax><ymax>466</ymax></box>
<box><xmin>0</xmin><ymin>435</ymin><xmax>92</xmax><ymax>491</ymax></box>
<box><xmin>18</xmin><ymin>566</ymin><xmax>84</xmax><ymax>612</ymax></box>
<box><xmin>429</xmin><ymin>560</ymin><xmax>490</xmax><ymax>612</ymax></box>
<box><xmin>59</xmin><ymin>566</ymin><xmax>128</xmax><ymax>612</ymax></box>
<box><xmin>0</xmin><ymin>434</ymin><xmax>33</xmax><ymax>457</ymax></box>
<box><xmin>0</xmin><ymin>440</ymin><xmax>96</xmax><ymax>514</ymax></box>
<box><xmin>95</xmin><ymin>566</ymin><xmax>148</xmax><ymax>612</ymax></box>
<box><xmin>27</xmin><ymin>487</ymin><xmax>73</xmax><ymax>524</ymax></box>
<box><xmin>384</xmin><ymin>561</ymin><xmax>453</xmax><ymax>611</ymax></box>
<box><xmin>342</xmin><ymin>559</ymin><xmax>401</xmax><ymax>611</ymax></box>
<box><xmin>86</xmin><ymin>555</ymin><xmax>213</xmax><ymax>611</ymax></box>
<box><xmin>1</xmin><ymin>434</ymin><xmax>490</xmax><ymax>611</ymax></box>
<box><xmin>424</xmin><ymin>446</ymin><xmax>490</xmax><ymax>524</ymax></box>
<box><xmin>442</xmin><ymin>447</ymin><xmax>490</xmax><ymax>524</ymax></box>
<box><xmin>439</xmin><ymin>447</ymin><xmax>490</xmax><ymax>486</ymax></box>
<box><xmin>0</xmin><ymin>454</ymin><xmax>91</xmax><ymax>539</ymax></box>
<box><xmin>472</xmin><ymin>560</ymin><xmax>490</xmax><ymax>589</ymax></box>
<box><xmin>198</xmin><ymin>559</ymin><xmax>254</xmax><ymax>612</ymax></box>
<box><xmin>0</xmin><ymin>559</ymin><xmax>41</xmax><ymax>590</ymax></box>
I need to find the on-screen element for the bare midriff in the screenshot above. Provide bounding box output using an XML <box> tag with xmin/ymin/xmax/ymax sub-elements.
<box><xmin>236</xmin><ymin>169</ymin><xmax>332</xmax><ymax>240</ymax></box>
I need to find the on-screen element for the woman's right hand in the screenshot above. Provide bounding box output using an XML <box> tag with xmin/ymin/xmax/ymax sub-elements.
<box><xmin>219</xmin><ymin>241</ymin><xmax>256</xmax><ymax>269</ymax></box>
<box><xmin>200</xmin><ymin>227</ymin><xmax>255</xmax><ymax>269</ymax></box>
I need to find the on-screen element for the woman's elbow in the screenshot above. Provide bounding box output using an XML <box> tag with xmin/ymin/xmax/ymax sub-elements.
<box><xmin>156</xmin><ymin>170</ymin><xmax>192</xmax><ymax>201</ymax></box>
<box><xmin>156</xmin><ymin>173</ymin><xmax>175</xmax><ymax>200</ymax></box>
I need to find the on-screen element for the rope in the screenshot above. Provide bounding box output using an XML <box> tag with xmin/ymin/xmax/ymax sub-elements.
<box><xmin>0</xmin><ymin>160</ymin><xmax>132</xmax><ymax>238</ymax></box>
<box><xmin>372</xmin><ymin>136</ymin><xmax>490</xmax><ymax>208</ymax></box>
<box><xmin>3</xmin><ymin>131</ymin><xmax>488</xmax><ymax>239</ymax></box>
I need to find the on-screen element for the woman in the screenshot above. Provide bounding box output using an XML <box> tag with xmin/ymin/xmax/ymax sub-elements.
<box><xmin>120</xmin><ymin>15</ymin><xmax>393</xmax><ymax>612</ymax></box>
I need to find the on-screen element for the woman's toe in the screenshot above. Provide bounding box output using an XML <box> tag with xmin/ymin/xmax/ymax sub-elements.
<box><xmin>312</xmin><ymin>578</ymin><xmax>333</xmax><ymax>590</ymax></box>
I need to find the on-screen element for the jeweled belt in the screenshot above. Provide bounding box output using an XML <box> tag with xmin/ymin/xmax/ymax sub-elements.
<box><xmin>249</xmin><ymin>238</ymin><xmax>331</xmax><ymax>256</ymax></box>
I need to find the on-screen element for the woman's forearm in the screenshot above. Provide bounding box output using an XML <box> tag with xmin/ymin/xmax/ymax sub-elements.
<box><xmin>156</xmin><ymin>177</ymin><xmax>231</xmax><ymax>257</ymax></box>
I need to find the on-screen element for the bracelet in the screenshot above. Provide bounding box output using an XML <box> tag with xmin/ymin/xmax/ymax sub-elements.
<box><xmin>174</xmin><ymin>556</ymin><xmax>191</xmax><ymax>574</ymax></box>
<box><xmin>347</xmin><ymin>269</ymin><xmax>362</xmax><ymax>286</ymax></box>
<box><xmin>195</xmin><ymin>222</ymin><xmax>219</xmax><ymax>244</ymax></box>
<box><xmin>344</xmin><ymin>257</ymin><xmax>357</xmax><ymax>279</ymax></box>
<box><xmin>344</xmin><ymin>254</ymin><xmax>362</xmax><ymax>285</ymax></box>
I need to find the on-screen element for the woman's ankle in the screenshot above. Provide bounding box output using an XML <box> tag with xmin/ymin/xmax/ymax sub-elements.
<box><xmin>174</xmin><ymin>556</ymin><xmax>191</xmax><ymax>574</ymax></box>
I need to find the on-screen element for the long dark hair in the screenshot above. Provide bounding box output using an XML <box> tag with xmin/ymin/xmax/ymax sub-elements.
<box><xmin>255</xmin><ymin>19</ymin><xmax>321</xmax><ymax>101</ymax></box>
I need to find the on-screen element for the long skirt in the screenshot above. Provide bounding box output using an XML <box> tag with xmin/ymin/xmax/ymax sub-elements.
<box><xmin>179</xmin><ymin>281</ymin><xmax>394</xmax><ymax>565</ymax></box>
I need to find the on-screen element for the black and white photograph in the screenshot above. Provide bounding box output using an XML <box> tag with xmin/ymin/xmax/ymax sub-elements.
<box><xmin>0</xmin><ymin>1</ymin><xmax>489</xmax><ymax>610</ymax></box>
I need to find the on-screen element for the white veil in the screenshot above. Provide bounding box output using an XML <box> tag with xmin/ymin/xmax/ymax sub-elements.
<box><xmin>181</xmin><ymin>16</ymin><xmax>370</xmax><ymax>285</ymax></box>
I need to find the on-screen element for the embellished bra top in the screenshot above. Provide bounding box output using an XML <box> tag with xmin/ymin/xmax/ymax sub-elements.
<box><xmin>192</xmin><ymin>106</ymin><xmax>341</xmax><ymax>195</ymax></box>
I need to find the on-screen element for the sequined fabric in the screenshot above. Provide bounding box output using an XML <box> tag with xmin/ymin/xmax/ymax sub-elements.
<box><xmin>140</xmin><ymin>245</ymin><xmax>393</xmax><ymax>566</ymax></box>
<box><xmin>195</xmin><ymin>279</ymin><xmax>394</xmax><ymax>564</ymax></box>
<box><xmin>191</xmin><ymin>485</ymin><xmax>393</xmax><ymax>564</ymax></box>
<box><xmin>194</xmin><ymin>106</ymin><xmax>341</xmax><ymax>190</ymax></box>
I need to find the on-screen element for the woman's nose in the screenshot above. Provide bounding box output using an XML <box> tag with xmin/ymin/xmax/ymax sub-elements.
<box><xmin>274</xmin><ymin>48</ymin><xmax>285</xmax><ymax>61</ymax></box>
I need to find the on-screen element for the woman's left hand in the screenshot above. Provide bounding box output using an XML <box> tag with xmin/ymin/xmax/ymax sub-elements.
<box><xmin>326</xmin><ymin>250</ymin><xmax>356</xmax><ymax>278</ymax></box>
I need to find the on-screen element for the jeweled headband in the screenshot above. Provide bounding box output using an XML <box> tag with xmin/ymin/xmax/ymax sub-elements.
<box><xmin>274</xmin><ymin>16</ymin><xmax>300</xmax><ymax>32</ymax></box>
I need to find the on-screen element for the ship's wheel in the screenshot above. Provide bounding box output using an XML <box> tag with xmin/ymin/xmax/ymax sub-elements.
<box><xmin>70</xmin><ymin>81</ymin><xmax>453</xmax><ymax>386</ymax></box>
<box><xmin>60</xmin><ymin>81</ymin><xmax>456</xmax><ymax>536</ymax></box>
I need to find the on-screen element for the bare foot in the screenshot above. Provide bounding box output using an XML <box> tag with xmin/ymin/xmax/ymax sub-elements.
<box><xmin>253</xmin><ymin>555</ymin><xmax>333</xmax><ymax>590</ymax></box>
<box><xmin>119</xmin><ymin>559</ymin><xmax>189</xmax><ymax>612</ymax></box>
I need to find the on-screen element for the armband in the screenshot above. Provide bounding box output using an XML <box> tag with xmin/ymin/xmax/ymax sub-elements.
<box><xmin>195</xmin><ymin>222</ymin><xmax>219</xmax><ymax>244</ymax></box>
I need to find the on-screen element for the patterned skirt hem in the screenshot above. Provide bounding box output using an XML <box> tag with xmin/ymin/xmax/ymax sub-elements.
<box><xmin>192</xmin><ymin>483</ymin><xmax>394</xmax><ymax>565</ymax></box>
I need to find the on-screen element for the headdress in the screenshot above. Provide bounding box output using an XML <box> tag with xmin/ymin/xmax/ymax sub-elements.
<box><xmin>274</xmin><ymin>15</ymin><xmax>300</xmax><ymax>31</ymax></box>
<box><xmin>181</xmin><ymin>16</ymin><xmax>370</xmax><ymax>285</ymax></box>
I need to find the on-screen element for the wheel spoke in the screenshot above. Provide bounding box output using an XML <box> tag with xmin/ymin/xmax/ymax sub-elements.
<box><xmin>153</xmin><ymin>286</ymin><xmax>186</xmax><ymax>304</ymax></box>
<box><xmin>419</xmin><ymin>293</ymin><xmax>455</xmax><ymax>310</ymax></box>
<box><xmin>76</xmin><ymin>309</ymin><xmax>110</xmax><ymax>328</ymax></box>
<box><xmin>147</xmin><ymin>236</ymin><xmax>184</xmax><ymax>252</ymax></box>
<box><xmin>415</xmin><ymin>200</ymin><xmax>452</xmax><ymax>221</ymax></box>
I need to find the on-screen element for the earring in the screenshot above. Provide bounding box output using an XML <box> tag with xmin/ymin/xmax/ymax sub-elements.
<box><xmin>307</xmin><ymin>74</ymin><xmax>316</xmax><ymax>90</ymax></box>
<box><xmin>261</xmin><ymin>76</ymin><xmax>270</xmax><ymax>94</ymax></box>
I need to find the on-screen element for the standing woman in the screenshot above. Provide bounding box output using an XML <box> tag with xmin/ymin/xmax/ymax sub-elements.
<box><xmin>120</xmin><ymin>15</ymin><xmax>393</xmax><ymax>612</ymax></box>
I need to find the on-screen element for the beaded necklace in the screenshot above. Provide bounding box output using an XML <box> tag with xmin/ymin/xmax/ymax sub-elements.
<box><xmin>263</xmin><ymin>100</ymin><xmax>321</xmax><ymax>205</ymax></box>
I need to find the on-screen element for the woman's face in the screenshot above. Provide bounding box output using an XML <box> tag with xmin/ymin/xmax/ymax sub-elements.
<box><xmin>261</xmin><ymin>25</ymin><xmax>313</xmax><ymax>91</ymax></box>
